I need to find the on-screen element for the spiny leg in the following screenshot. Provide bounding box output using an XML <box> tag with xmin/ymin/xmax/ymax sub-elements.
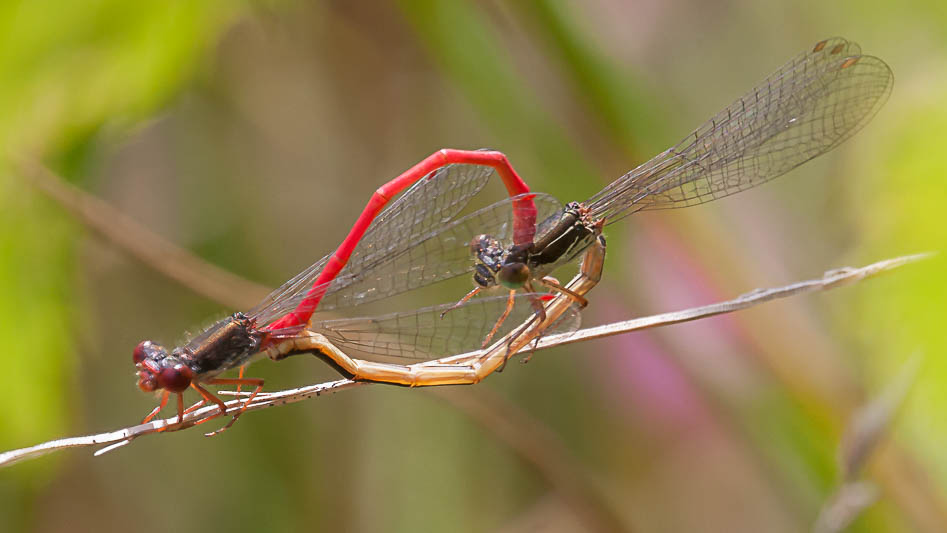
<box><xmin>523</xmin><ymin>280</ymin><xmax>548</xmax><ymax>323</ymax></box>
<box><xmin>440</xmin><ymin>287</ymin><xmax>482</xmax><ymax>319</ymax></box>
<box><xmin>234</xmin><ymin>365</ymin><xmax>246</xmax><ymax>395</ymax></box>
<box><xmin>182</xmin><ymin>399</ymin><xmax>207</xmax><ymax>416</ymax></box>
<box><xmin>141</xmin><ymin>390</ymin><xmax>169</xmax><ymax>424</ymax></box>
<box><xmin>175</xmin><ymin>393</ymin><xmax>184</xmax><ymax>424</ymax></box>
<box><xmin>494</xmin><ymin>311</ymin><xmax>542</xmax><ymax>372</ymax></box>
<box><xmin>492</xmin><ymin>283</ymin><xmax>547</xmax><ymax>370</ymax></box>
<box><xmin>482</xmin><ymin>289</ymin><xmax>517</xmax><ymax>348</ymax></box>
<box><xmin>155</xmin><ymin>392</ymin><xmax>184</xmax><ymax>433</ymax></box>
<box><xmin>519</xmin><ymin>292</ymin><xmax>554</xmax><ymax>364</ymax></box>
<box><xmin>190</xmin><ymin>382</ymin><xmax>229</xmax><ymax>432</ymax></box>
<box><xmin>203</xmin><ymin>377</ymin><xmax>265</xmax><ymax>437</ymax></box>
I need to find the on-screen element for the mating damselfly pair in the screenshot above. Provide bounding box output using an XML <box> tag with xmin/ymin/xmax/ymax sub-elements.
<box><xmin>131</xmin><ymin>37</ymin><xmax>892</xmax><ymax>433</ymax></box>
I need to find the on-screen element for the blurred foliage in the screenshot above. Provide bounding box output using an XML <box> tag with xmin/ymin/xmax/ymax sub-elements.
<box><xmin>851</xmin><ymin>91</ymin><xmax>947</xmax><ymax>478</ymax></box>
<box><xmin>0</xmin><ymin>0</ymin><xmax>245</xmax><ymax>509</ymax></box>
<box><xmin>1</xmin><ymin>1</ymin><xmax>946</xmax><ymax>532</ymax></box>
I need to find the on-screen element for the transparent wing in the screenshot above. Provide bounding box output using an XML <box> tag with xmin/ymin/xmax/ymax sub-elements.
<box><xmin>250</xmin><ymin>188</ymin><xmax>563</xmax><ymax>325</ymax></box>
<box><xmin>343</xmin><ymin>163</ymin><xmax>496</xmax><ymax>276</ymax></box>
<box><xmin>249</xmin><ymin>163</ymin><xmax>492</xmax><ymax>321</ymax></box>
<box><xmin>249</xmin><ymin>161</ymin><xmax>522</xmax><ymax>322</ymax></box>
<box><xmin>309</xmin><ymin>292</ymin><xmax>581</xmax><ymax>362</ymax></box>
<box><xmin>317</xmin><ymin>193</ymin><xmax>562</xmax><ymax>311</ymax></box>
<box><xmin>585</xmin><ymin>37</ymin><xmax>893</xmax><ymax>222</ymax></box>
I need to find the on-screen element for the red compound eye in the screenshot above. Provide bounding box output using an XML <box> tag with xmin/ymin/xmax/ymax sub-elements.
<box><xmin>157</xmin><ymin>364</ymin><xmax>194</xmax><ymax>393</ymax></box>
<box><xmin>133</xmin><ymin>340</ymin><xmax>166</xmax><ymax>365</ymax></box>
<box><xmin>137</xmin><ymin>370</ymin><xmax>158</xmax><ymax>392</ymax></box>
<box><xmin>133</xmin><ymin>341</ymin><xmax>150</xmax><ymax>364</ymax></box>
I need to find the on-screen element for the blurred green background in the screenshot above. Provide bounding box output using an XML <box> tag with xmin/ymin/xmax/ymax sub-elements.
<box><xmin>1</xmin><ymin>1</ymin><xmax>945</xmax><ymax>532</ymax></box>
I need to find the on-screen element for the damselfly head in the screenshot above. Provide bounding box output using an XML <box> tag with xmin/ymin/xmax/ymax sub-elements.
<box><xmin>133</xmin><ymin>340</ymin><xmax>193</xmax><ymax>393</ymax></box>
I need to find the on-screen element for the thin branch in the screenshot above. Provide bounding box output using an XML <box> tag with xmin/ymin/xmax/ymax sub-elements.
<box><xmin>529</xmin><ymin>253</ymin><xmax>932</xmax><ymax>350</ymax></box>
<box><xmin>0</xmin><ymin>252</ymin><xmax>926</xmax><ymax>468</ymax></box>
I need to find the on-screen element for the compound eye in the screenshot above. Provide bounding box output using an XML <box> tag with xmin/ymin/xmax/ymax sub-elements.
<box><xmin>133</xmin><ymin>340</ymin><xmax>166</xmax><ymax>365</ymax></box>
<box><xmin>157</xmin><ymin>364</ymin><xmax>194</xmax><ymax>393</ymax></box>
<box><xmin>133</xmin><ymin>341</ymin><xmax>149</xmax><ymax>364</ymax></box>
<box><xmin>498</xmin><ymin>262</ymin><xmax>530</xmax><ymax>289</ymax></box>
<box><xmin>137</xmin><ymin>371</ymin><xmax>158</xmax><ymax>392</ymax></box>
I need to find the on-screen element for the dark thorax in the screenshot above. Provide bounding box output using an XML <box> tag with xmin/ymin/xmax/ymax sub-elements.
<box><xmin>174</xmin><ymin>313</ymin><xmax>263</xmax><ymax>379</ymax></box>
<box><xmin>523</xmin><ymin>202</ymin><xmax>595</xmax><ymax>270</ymax></box>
